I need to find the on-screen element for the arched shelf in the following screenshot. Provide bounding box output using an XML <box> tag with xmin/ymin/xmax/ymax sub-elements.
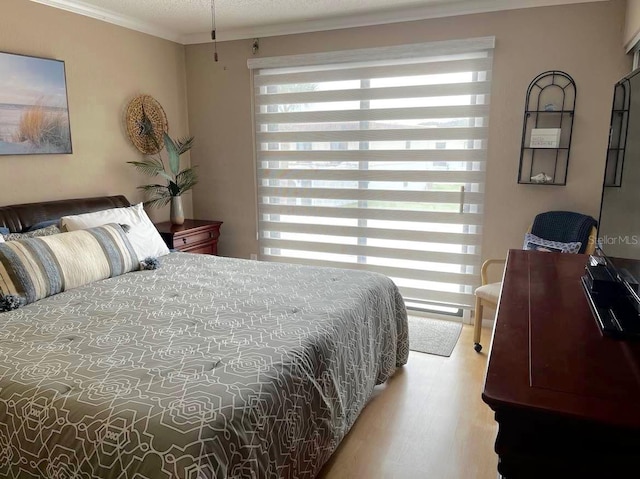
<box><xmin>517</xmin><ymin>71</ymin><xmax>576</xmax><ymax>185</ymax></box>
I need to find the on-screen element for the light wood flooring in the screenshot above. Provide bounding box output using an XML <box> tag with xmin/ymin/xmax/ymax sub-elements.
<box><xmin>319</xmin><ymin>324</ymin><xmax>498</xmax><ymax>479</ymax></box>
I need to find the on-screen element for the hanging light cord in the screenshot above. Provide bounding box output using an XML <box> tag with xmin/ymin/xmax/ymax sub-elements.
<box><xmin>211</xmin><ymin>0</ymin><xmax>218</xmax><ymax>62</ymax></box>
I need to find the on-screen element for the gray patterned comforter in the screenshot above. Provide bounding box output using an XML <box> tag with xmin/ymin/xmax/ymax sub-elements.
<box><xmin>0</xmin><ymin>253</ymin><xmax>408</xmax><ymax>478</ymax></box>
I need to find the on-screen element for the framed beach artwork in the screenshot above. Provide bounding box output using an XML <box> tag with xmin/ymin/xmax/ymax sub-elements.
<box><xmin>0</xmin><ymin>51</ymin><xmax>72</xmax><ymax>155</ymax></box>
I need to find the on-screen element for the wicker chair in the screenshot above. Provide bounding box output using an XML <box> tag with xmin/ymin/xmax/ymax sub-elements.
<box><xmin>473</xmin><ymin>211</ymin><xmax>597</xmax><ymax>352</ymax></box>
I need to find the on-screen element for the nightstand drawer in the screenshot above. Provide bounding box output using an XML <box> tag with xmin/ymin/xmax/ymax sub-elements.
<box><xmin>182</xmin><ymin>241</ymin><xmax>217</xmax><ymax>255</ymax></box>
<box><xmin>176</xmin><ymin>229</ymin><xmax>215</xmax><ymax>248</ymax></box>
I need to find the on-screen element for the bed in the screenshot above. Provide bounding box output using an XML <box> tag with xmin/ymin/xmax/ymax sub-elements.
<box><xmin>0</xmin><ymin>196</ymin><xmax>409</xmax><ymax>479</ymax></box>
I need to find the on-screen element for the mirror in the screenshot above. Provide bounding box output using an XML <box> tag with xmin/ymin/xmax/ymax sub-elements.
<box><xmin>598</xmin><ymin>68</ymin><xmax>640</xmax><ymax>260</ymax></box>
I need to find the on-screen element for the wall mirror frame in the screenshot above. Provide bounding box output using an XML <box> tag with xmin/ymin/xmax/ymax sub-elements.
<box><xmin>604</xmin><ymin>78</ymin><xmax>631</xmax><ymax>187</ymax></box>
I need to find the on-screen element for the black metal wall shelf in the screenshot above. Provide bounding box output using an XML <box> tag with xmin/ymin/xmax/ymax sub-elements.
<box><xmin>518</xmin><ymin>71</ymin><xmax>577</xmax><ymax>185</ymax></box>
<box><xmin>604</xmin><ymin>80</ymin><xmax>630</xmax><ymax>187</ymax></box>
<box><xmin>523</xmin><ymin>147</ymin><xmax>570</xmax><ymax>150</ymax></box>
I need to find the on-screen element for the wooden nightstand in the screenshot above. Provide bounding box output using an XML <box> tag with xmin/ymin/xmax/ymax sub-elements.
<box><xmin>155</xmin><ymin>219</ymin><xmax>223</xmax><ymax>255</ymax></box>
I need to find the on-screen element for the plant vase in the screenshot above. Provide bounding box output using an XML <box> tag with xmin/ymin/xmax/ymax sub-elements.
<box><xmin>170</xmin><ymin>196</ymin><xmax>185</xmax><ymax>225</ymax></box>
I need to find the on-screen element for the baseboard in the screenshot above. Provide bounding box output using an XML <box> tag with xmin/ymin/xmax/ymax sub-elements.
<box><xmin>408</xmin><ymin>309</ymin><xmax>464</xmax><ymax>323</ymax></box>
<box><xmin>408</xmin><ymin>308</ymin><xmax>494</xmax><ymax>329</ymax></box>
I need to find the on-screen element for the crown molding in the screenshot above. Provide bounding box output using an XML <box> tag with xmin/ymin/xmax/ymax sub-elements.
<box><xmin>626</xmin><ymin>28</ymin><xmax>640</xmax><ymax>54</ymax></box>
<box><xmin>30</xmin><ymin>0</ymin><xmax>606</xmax><ymax>46</ymax></box>
<box><xmin>181</xmin><ymin>0</ymin><xmax>606</xmax><ymax>44</ymax></box>
<box><xmin>29</xmin><ymin>0</ymin><xmax>182</xmax><ymax>43</ymax></box>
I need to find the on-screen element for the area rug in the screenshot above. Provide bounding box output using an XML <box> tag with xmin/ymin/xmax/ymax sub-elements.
<box><xmin>408</xmin><ymin>316</ymin><xmax>463</xmax><ymax>357</ymax></box>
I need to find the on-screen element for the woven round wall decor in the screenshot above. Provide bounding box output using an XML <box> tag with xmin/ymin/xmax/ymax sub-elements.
<box><xmin>125</xmin><ymin>94</ymin><xmax>168</xmax><ymax>154</ymax></box>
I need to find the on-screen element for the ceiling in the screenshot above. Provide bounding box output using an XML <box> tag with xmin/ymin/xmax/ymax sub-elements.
<box><xmin>31</xmin><ymin>0</ymin><xmax>606</xmax><ymax>45</ymax></box>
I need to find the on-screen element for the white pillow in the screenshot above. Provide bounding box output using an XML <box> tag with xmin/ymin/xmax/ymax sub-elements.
<box><xmin>0</xmin><ymin>236</ymin><xmax>4</xmax><ymax>243</ymax></box>
<box><xmin>61</xmin><ymin>203</ymin><xmax>169</xmax><ymax>261</ymax></box>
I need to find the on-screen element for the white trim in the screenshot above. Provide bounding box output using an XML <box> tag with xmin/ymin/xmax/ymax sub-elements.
<box><xmin>407</xmin><ymin>308</ymin><xmax>496</xmax><ymax>329</ymax></box>
<box><xmin>30</xmin><ymin>0</ymin><xmax>605</xmax><ymax>45</ymax></box>
<box><xmin>183</xmin><ymin>0</ymin><xmax>605</xmax><ymax>44</ymax></box>
<box><xmin>29</xmin><ymin>0</ymin><xmax>182</xmax><ymax>43</ymax></box>
<box><xmin>407</xmin><ymin>310</ymin><xmax>495</xmax><ymax>333</ymax></box>
<box><xmin>626</xmin><ymin>28</ymin><xmax>640</xmax><ymax>55</ymax></box>
<box><xmin>249</xmin><ymin>69</ymin><xmax>260</xmax><ymax>244</ymax></box>
<box><xmin>462</xmin><ymin>308</ymin><xmax>472</xmax><ymax>325</ymax></box>
<box><xmin>247</xmin><ymin>37</ymin><xmax>495</xmax><ymax>70</ymax></box>
<box><xmin>408</xmin><ymin>309</ymin><xmax>465</xmax><ymax>324</ymax></box>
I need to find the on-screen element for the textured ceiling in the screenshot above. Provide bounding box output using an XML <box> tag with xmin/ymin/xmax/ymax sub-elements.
<box><xmin>31</xmin><ymin>0</ymin><xmax>607</xmax><ymax>44</ymax></box>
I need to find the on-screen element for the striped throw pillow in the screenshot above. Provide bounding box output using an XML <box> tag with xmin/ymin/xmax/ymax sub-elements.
<box><xmin>0</xmin><ymin>223</ymin><xmax>139</xmax><ymax>306</ymax></box>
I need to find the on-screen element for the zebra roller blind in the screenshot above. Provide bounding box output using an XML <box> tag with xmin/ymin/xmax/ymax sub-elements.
<box><xmin>248</xmin><ymin>37</ymin><xmax>494</xmax><ymax>310</ymax></box>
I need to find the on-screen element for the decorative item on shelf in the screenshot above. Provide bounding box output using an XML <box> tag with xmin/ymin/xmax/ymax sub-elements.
<box><xmin>125</xmin><ymin>94</ymin><xmax>168</xmax><ymax>154</ymax></box>
<box><xmin>518</xmin><ymin>71</ymin><xmax>576</xmax><ymax>186</ymax></box>
<box><xmin>530</xmin><ymin>128</ymin><xmax>561</xmax><ymax>148</ymax></box>
<box><xmin>127</xmin><ymin>130</ymin><xmax>198</xmax><ymax>226</ymax></box>
<box><xmin>530</xmin><ymin>172</ymin><xmax>553</xmax><ymax>184</ymax></box>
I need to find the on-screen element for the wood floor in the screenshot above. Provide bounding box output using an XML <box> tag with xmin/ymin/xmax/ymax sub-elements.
<box><xmin>319</xmin><ymin>324</ymin><xmax>498</xmax><ymax>479</ymax></box>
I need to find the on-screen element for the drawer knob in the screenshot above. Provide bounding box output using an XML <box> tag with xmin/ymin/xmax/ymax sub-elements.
<box><xmin>182</xmin><ymin>238</ymin><xmax>187</xmax><ymax>244</ymax></box>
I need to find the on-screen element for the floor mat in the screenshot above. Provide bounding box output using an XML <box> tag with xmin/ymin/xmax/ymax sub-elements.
<box><xmin>408</xmin><ymin>316</ymin><xmax>463</xmax><ymax>357</ymax></box>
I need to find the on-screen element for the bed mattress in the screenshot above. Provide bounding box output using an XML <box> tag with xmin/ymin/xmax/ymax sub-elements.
<box><xmin>0</xmin><ymin>253</ymin><xmax>408</xmax><ymax>478</ymax></box>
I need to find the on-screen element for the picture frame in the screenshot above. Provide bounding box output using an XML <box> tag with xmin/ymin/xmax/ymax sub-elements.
<box><xmin>0</xmin><ymin>51</ymin><xmax>72</xmax><ymax>155</ymax></box>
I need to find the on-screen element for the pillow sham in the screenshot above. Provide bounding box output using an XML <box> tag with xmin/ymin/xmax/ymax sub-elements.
<box><xmin>0</xmin><ymin>223</ymin><xmax>139</xmax><ymax>308</ymax></box>
<box><xmin>523</xmin><ymin>233</ymin><xmax>582</xmax><ymax>254</ymax></box>
<box><xmin>61</xmin><ymin>203</ymin><xmax>169</xmax><ymax>261</ymax></box>
<box><xmin>3</xmin><ymin>224</ymin><xmax>61</xmax><ymax>241</ymax></box>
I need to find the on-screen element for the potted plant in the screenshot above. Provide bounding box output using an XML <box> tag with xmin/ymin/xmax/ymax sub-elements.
<box><xmin>127</xmin><ymin>132</ymin><xmax>197</xmax><ymax>225</ymax></box>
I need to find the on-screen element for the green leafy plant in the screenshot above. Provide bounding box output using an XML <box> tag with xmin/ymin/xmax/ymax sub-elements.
<box><xmin>127</xmin><ymin>133</ymin><xmax>198</xmax><ymax>208</ymax></box>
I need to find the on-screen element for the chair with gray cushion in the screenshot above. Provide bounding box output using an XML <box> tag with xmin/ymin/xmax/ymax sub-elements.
<box><xmin>473</xmin><ymin>211</ymin><xmax>597</xmax><ymax>352</ymax></box>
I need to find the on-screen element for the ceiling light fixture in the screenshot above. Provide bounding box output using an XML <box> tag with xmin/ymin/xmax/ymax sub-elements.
<box><xmin>211</xmin><ymin>0</ymin><xmax>218</xmax><ymax>62</ymax></box>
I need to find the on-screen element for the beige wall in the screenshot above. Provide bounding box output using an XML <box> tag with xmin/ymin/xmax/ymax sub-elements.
<box><xmin>625</xmin><ymin>0</ymin><xmax>640</xmax><ymax>49</ymax></box>
<box><xmin>186</xmin><ymin>0</ymin><xmax>630</xmax><ymax>262</ymax></box>
<box><xmin>0</xmin><ymin>0</ymin><xmax>191</xmax><ymax>223</ymax></box>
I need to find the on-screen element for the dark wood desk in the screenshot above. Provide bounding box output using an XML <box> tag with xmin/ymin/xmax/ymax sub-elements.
<box><xmin>482</xmin><ymin>250</ymin><xmax>640</xmax><ymax>478</ymax></box>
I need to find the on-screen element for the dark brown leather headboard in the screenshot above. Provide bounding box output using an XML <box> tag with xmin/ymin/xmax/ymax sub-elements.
<box><xmin>0</xmin><ymin>196</ymin><xmax>131</xmax><ymax>232</ymax></box>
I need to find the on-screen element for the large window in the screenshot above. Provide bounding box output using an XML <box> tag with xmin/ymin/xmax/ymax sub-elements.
<box><xmin>248</xmin><ymin>37</ymin><xmax>494</xmax><ymax>312</ymax></box>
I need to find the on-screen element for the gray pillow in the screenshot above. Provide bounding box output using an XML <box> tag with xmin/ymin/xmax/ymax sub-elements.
<box><xmin>3</xmin><ymin>224</ymin><xmax>61</xmax><ymax>241</ymax></box>
<box><xmin>24</xmin><ymin>219</ymin><xmax>60</xmax><ymax>232</ymax></box>
<box><xmin>523</xmin><ymin>233</ymin><xmax>581</xmax><ymax>254</ymax></box>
